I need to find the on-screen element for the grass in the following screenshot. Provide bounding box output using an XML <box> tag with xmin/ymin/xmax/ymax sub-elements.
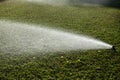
<box><xmin>0</xmin><ymin>0</ymin><xmax>120</xmax><ymax>79</ymax></box>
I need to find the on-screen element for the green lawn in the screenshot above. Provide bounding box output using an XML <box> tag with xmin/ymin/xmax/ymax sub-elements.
<box><xmin>0</xmin><ymin>1</ymin><xmax>120</xmax><ymax>80</ymax></box>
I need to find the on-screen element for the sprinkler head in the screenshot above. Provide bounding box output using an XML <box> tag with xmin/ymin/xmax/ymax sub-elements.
<box><xmin>112</xmin><ymin>46</ymin><xmax>116</xmax><ymax>51</ymax></box>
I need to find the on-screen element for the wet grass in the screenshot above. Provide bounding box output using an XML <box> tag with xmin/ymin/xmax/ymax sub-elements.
<box><xmin>0</xmin><ymin>1</ymin><xmax>120</xmax><ymax>79</ymax></box>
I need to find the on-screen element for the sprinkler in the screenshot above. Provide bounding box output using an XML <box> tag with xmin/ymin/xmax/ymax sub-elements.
<box><xmin>112</xmin><ymin>46</ymin><xmax>116</xmax><ymax>51</ymax></box>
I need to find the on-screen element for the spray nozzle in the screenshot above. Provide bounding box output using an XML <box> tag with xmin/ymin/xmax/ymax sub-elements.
<box><xmin>112</xmin><ymin>46</ymin><xmax>116</xmax><ymax>51</ymax></box>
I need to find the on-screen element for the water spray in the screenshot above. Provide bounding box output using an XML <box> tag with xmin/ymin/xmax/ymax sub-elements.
<box><xmin>23</xmin><ymin>0</ymin><xmax>112</xmax><ymax>6</ymax></box>
<box><xmin>0</xmin><ymin>20</ymin><xmax>113</xmax><ymax>53</ymax></box>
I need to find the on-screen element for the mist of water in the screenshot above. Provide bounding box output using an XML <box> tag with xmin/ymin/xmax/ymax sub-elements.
<box><xmin>25</xmin><ymin>0</ymin><xmax>69</xmax><ymax>5</ymax></box>
<box><xmin>0</xmin><ymin>20</ymin><xmax>112</xmax><ymax>53</ymax></box>
<box><xmin>23</xmin><ymin>0</ymin><xmax>111</xmax><ymax>6</ymax></box>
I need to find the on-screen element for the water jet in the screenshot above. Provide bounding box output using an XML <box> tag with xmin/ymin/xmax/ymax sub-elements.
<box><xmin>0</xmin><ymin>20</ymin><xmax>113</xmax><ymax>53</ymax></box>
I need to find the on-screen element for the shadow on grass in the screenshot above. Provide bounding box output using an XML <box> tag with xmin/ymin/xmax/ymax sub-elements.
<box><xmin>107</xmin><ymin>0</ymin><xmax>120</xmax><ymax>9</ymax></box>
<box><xmin>68</xmin><ymin>0</ymin><xmax>120</xmax><ymax>9</ymax></box>
<box><xmin>0</xmin><ymin>0</ymin><xmax>5</xmax><ymax>2</ymax></box>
